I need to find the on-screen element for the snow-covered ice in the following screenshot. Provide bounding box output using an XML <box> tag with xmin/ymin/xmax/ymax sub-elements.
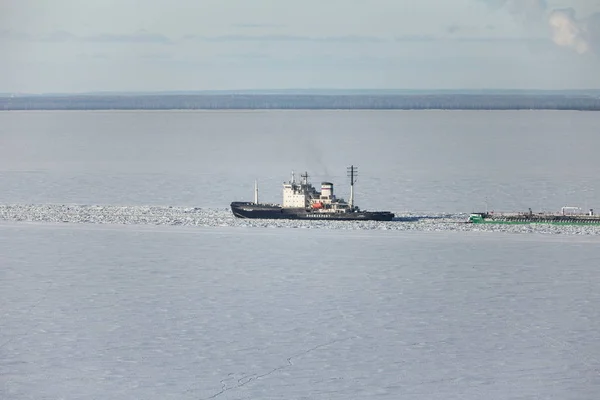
<box><xmin>1</xmin><ymin>223</ymin><xmax>599</xmax><ymax>399</ymax></box>
<box><xmin>2</xmin><ymin>203</ymin><xmax>600</xmax><ymax>235</ymax></box>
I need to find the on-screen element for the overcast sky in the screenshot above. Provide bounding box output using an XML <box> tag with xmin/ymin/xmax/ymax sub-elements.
<box><xmin>2</xmin><ymin>0</ymin><xmax>600</xmax><ymax>93</ymax></box>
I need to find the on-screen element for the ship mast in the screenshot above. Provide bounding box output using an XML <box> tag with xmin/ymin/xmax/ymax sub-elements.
<box><xmin>347</xmin><ymin>165</ymin><xmax>357</xmax><ymax>209</ymax></box>
<box><xmin>254</xmin><ymin>180</ymin><xmax>259</xmax><ymax>204</ymax></box>
<box><xmin>301</xmin><ymin>171</ymin><xmax>309</xmax><ymax>186</ymax></box>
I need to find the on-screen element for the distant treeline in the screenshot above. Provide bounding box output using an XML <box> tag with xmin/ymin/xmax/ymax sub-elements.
<box><xmin>2</xmin><ymin>94</ymin><xmax>600</xmax><ymax>111</ymax></box>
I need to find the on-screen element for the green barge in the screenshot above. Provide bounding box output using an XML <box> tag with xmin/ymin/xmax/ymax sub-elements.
<box><xmin>469</xmin><ymin>207</ymin><xmax>600</xmax><ymax>226</ymax></box>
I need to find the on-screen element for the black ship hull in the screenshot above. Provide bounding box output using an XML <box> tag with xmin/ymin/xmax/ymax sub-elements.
<box><xmin>231</xmin><ymin>202</ymin><xmax>394</xmax><ymax>221</ymax></box>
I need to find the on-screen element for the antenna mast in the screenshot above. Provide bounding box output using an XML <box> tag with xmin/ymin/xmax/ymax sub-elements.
<box><xmin>347</xmin><ymin>165</ymin><xmax>358</xmax><ymax>209</ymax></box>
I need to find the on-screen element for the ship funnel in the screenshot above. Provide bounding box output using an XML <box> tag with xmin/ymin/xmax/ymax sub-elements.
<box><xmin>321</xmin><ymin>182</ymin><xmax>333</xmax><ymax>198</ymax></box>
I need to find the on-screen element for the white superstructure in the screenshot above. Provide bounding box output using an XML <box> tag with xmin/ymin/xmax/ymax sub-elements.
<box><xmin>281</xmin><ymin>171</ymin><xmax>356</xmax><ymax>213</ymax></box>
<box><xmin>282</xmin><ymin>172</ymin><xmax>319</xmax><ymax>208</ymax></box>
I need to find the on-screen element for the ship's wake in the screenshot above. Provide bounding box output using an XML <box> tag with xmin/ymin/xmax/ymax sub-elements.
<box><xmin>1</xmin><ymin>204</ymin><xmax>599</xmax><ymax>235</ymax></box>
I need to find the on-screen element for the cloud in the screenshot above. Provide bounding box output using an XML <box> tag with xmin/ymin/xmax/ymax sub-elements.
<box><xmin>232</xmin><ymin>23</ymin><xmax>285</xmax><ymax>29</ymax></box>
<box><xmin>1</xmin><ymin>29</ymin><xmax>172</xmax><ymax>44</ymax></box>
<box><xmin>220</xmin><ymin>52</ymin><xmax>269</xmax><ymax>60</ymax></box>
<box><xmin>85</xmin><ymin>31</ymin><xmax>172</xmax><ymax>44</ymax></box>
<box><xmin>0</xmin><ymin>29</ymin><xmax>32</xmax><ymax>41</ymax></box>
<box><xmin>41</xmin><ymin>30</ymin><xmax>78</xmax><ymax>42</ymax></box>
<box><xmin>446</xmin><ymin>24</ymin><xmax>500</xmax><ymax>35</ymax></box>
<box><xmin>480</xmin><ymin>0</ymin><xmax>547</xmax><ymax>21</ymax></box>
<box><xmin>77</xmin><ymin>53</ymin><xmax>110</xmax><ymax>60</ymax></box>
<box><xmin>184</xmin><ymin>34</ymin><xmax>386</xmax><ymax>43</ymax></box>
<box><xmin>395</xmin><ymin>34</ymin><xmax>544</xmax><ymax>43</ymax></box>
<box><xmin>139</xmin><ymin>53</ymin><xmax>173</xmax><ymax>60</ymax></box>
<box><xmin>395</xmin><ymin>34</ymin><xmax>436</xmax><ymax>42</ymax></box>
<box><xmin>480</xmin><ymin>0</ymin><xmax>600</xmax><ymax>55</ymax></box>
<box><xmin>549</xmin><ymin>9</ymin><xmax>588</xmax><ymax>54</ymax></box>
<box><xmin>453</xmin><ymin>36</ymin><xmax>541</xmax><ymax>43</ymax></box>
<box><xmin>548</xmin><ymin>9</ymin><xmax>600</xmax><ymax>55</ymax></box>
<box><xmin>446</xmin><ymin>25</ymin><xmax>461</xmax><ymax>34</ymax></box>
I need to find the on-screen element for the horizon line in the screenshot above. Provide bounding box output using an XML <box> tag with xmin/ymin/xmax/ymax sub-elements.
<box><xmin>2</xmin><ymin>88</ymin><xmax>600</xmax><ymax>97</ymax></box>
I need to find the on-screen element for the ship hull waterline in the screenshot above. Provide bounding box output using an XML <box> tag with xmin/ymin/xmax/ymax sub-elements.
<box><xmin>231</xmin><ymin>202</ymin><xmax>394</xmax><ymax>221</ymax></box>
<box><xmin>470</xmin><ymin>219</ymin><xmax>600</xmax><ymax>226</ymax></box>
<box><xmin>469</xmin><ymin>212</ymin><xmax>600</xmax><ymax>226</ymax></box>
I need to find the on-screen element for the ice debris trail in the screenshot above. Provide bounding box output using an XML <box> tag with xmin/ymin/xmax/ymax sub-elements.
<box><xmin>1</xmin><ymin>204</ymin><xmax>600</xmax><ymax>235</ymax></box>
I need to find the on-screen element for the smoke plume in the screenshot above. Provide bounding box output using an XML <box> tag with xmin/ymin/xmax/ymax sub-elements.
<box><xmin>483</xmin><ymin>0</ymin><xmax>600</xmax><ymax>55</ymax></box>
